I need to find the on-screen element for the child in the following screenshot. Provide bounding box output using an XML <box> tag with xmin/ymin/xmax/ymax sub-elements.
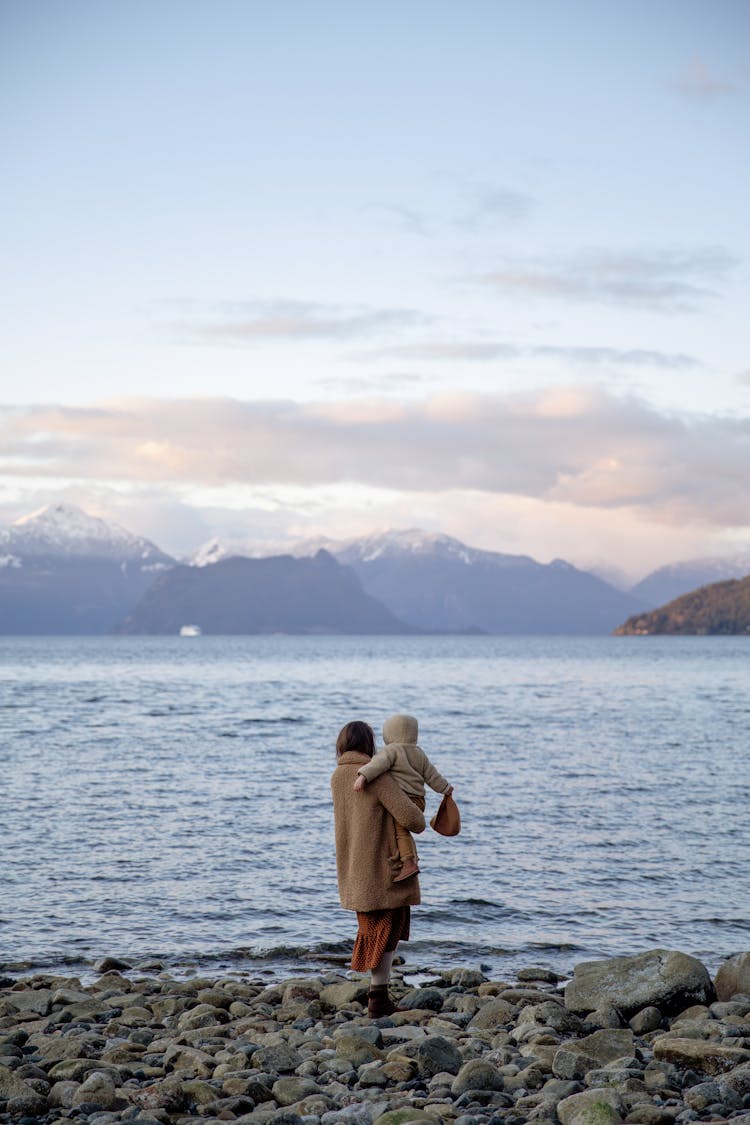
<box><xmin>353</xmin><ymin>713</ymin><xmax>453</xmax><ymax>882</ymax></box>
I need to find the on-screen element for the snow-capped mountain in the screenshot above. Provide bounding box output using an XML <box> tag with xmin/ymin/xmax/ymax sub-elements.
<box><xmin>0</xmin><ymin>503</ymin><xmax>175</xmax><ymax>634</ymax></box>
<box><xmin>328</xmin><ymin>529</ymin><xmax>645</xmax><ymax>634</ymax></box>
<box><xmin>1</xmin><ymin>502</ymin><xmax>172</xmax><ymax>568</ymax></box>
<box><xmin>631</xmin><ymin>554</ymin><xmax>750</xmax><ymax>608</ymax></box>
<box><xmin>333</xmin><ymin>528</ymin><xmax>536</xmax><ymax>568</ymax></box>
<box><xmin>188</xmin><ymin>527</ymin><xmax>645</xmax><ymax>634</ymax></box>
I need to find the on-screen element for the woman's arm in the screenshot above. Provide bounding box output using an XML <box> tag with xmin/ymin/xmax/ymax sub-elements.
<box><xmin>371</xmin><ymin>773</ymin><xmax>426</xmax><ymax>834</ymax></box>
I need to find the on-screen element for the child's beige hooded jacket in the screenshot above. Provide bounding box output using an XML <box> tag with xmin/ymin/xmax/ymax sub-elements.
<box><xmin>357</xmin><ymin>713</ymin><xmax>451</xmax><ymax>800</ymax></box>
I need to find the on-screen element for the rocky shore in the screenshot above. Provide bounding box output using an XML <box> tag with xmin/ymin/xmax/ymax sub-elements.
<box><xmin>2</xmin><ymin>949</ymin><xmax>750</xmax><ymax>1125</ymax></box>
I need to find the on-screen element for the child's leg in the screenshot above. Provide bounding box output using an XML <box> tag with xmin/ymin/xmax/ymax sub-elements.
<box><xmin>395</xmin><ymin>822</ymin><xmax>417</xmax><ymax>865</ymax></box>
<box><xmin>395</xmin><ymin>796</ymin><xmax>426</xmax><ymax>863</ymax></box>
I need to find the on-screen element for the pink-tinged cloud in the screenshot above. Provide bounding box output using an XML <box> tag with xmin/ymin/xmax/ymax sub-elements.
<box><xmin>481</xmin><ymin>248</ymin><xmax>736</xmax><ymax>312</ymax></box>
<box><xmin>1</xmin><ymin>389</ymin><xmax>750</xmax><ymax>527</ymax></box>
<box><xmin>669</xmin><ymin>59</ymin><xmax>735</xmax><ymax>102</ymax></box>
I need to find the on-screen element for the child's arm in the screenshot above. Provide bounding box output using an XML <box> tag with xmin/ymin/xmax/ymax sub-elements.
<box><xmin>416</xmin><ymin>747</ymin><xmax>452</xmax><ymax>795</ymax></box>
<box><xmin>353</xmin><ymin>774</ymin><xmax>366</xmax><ymax>791</ymax></box>
<box><xmin>356</xmin><ymin>745</ymin><xmax>398</xmax><ymax>784</ymax></box>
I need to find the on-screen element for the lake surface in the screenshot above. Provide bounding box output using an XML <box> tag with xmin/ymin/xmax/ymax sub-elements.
<box><xmin>1</xmin><ymin>635</ymin><xmax>749</xmax><ymax>982</ymax></box>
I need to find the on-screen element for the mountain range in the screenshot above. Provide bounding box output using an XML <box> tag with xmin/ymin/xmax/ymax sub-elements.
<box><xmin>0</xmin><ymin>504</ymin><xmax>173</xmax><ymax>634</ymax></box>
<box><xmin>1</xmin><ymin>502</ymin><xmax>749</xmax><ymax>635</ymax></box>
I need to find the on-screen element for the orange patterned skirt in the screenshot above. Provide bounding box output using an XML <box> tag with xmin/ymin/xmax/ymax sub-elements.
<box><xmin>351</xmin><ymin>906</ymin><xmax>411</xmax><ymax>971</ymax></box>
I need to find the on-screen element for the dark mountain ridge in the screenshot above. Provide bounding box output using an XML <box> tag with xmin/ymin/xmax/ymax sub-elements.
<box><xmin>615</xmin><ymin>575</ymin><xmax>750</xmax><ymax>635</ymax></box>
<box><xmin>117</xmin><ymin>551</ymin><xmax>417</xmax><ymax>635</ymax></box>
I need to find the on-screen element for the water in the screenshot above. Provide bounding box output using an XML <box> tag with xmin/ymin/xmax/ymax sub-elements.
<box><xmin>1</xmin><ymin>635</ymin><xmax>749</xmax><ymax>982</ymax></box>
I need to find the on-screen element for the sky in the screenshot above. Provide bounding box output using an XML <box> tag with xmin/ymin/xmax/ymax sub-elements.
<box><xmin>2</xmin><ymin>0</ymin><xmax>749</xmax><ymax>581</ymax></box>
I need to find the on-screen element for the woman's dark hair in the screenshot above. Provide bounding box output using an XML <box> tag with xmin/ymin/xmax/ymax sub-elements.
<box><xmin>336</xmin><ymin>721</ymin><xmax>375</xmax><ymax>759</ymax></box>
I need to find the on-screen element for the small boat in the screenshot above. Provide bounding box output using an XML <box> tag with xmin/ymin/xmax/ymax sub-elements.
<box><xmin>179</xmin><ymin>624</ymin><xmax>202</xmax><ymax>636</ymax></box>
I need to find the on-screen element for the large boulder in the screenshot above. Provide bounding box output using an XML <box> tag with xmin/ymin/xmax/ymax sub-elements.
<box><xmin>653</xmin><ymin>1036</ymin><xmax>750</xmax><ymax>1075</ymax></box>
<box><xmin>715</xmin><ymin>952</ymin><xmax>750</xmax><ymax>1001</ymax></box>
<box><xmin>564</xmin><ymin>949</ymin><xmax>713</xmax><ymax>1017</ymax></box>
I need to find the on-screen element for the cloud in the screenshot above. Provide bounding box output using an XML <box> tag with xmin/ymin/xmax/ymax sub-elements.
<box><xmin>457</xmin><ymin>185</ymin><xmax>536</xmax><ymax>227</ymax></box>
<box><xmin>367</xmin><ymin>341</ymin><xmax>698</xmax><ymax>368</ymax></box>
<box><xmin>379</xmin><ymin>205</ymin><xmax>430</xmax><ymax>236</ymax></box>
<box><xmin>316</xmin><ymin>372</ymin><xmax>433</xmax><ymax>393</ymax></box>
<box><xmin>481</xmin><ymin>247</ymin><xmax>737</xmax><ymax>312</ymax></box>
<box><xmin>2</xmin><ymin>389</ymin><xmax>750</xmax><ymax>530</ymax></box>
<box><xmin>170</xmin><ymin>299</ymin><xmax>428</xmax><ymax>343</ymax></box>
<box><xmin>670</xmin><ymin>59</ymin><xmax>735</xmax><ymax>102</ymax></box>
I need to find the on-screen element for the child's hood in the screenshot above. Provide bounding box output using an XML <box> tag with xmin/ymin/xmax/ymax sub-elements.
<box><xmin>383</xmin><ymin>713</ymin><xmax>418</xmax><ymax>745</ymax></box>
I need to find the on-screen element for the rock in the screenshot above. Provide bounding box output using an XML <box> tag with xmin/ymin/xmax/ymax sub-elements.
<box><xmin>358</xmin><ymin>1065</ymin><xmax>389</xmax><ymax>1087</ymax></box>
<box><xmin>47</xmin><ymin>1058</ymin><xmax>102</xmax><ymax>1082</ymax></box>
<box><xmin>381</xmin><ymin>1057</ymin><xmax>419</xmax><ymax>1082</ymax></box>
<box><xmin>177</xmin><ymin>1002</ymin><xmax>230</xmax><ymax>1030</ymax></box>
<box><xmin>566</xmin><ymin>1028</ymin><xmax>634</xmax><ymax>1067</ymax></box>
<box><xmin>335</xmin><ymin>1034</ymin><xmax>383</xmax><ymax>1066</ymax></box>
<box><xmin>553</xmin><ymin>1046</ymin><xmax>605</xmax><ymax>1082</ymax></box>
<box><xmin>517</xmin><ymin>967</ymin><xmax>560</xmax><ymax>984</ymax></box>
<box><xmin>322</xmin><ymin>1106</ymin><xmax>377</xmax><ymax>1125</ymax></box>
<box><xmin>448</xmin><ymin>969</ymin><xmax>487</xmax><ymax>988</ymax></box>
<box><xmin>399</xmin><ymin>988</ymin><xmax>444</xmax><ymax>1011</ymax></box>
<box><xmin>565</xmin><ymin>950</ymin><xmax>714</xmax><ymax>1018</ymax></box>
<box><xmin>248</xmin><ymin>1043</ymin><xmax>304</xmax><ymax>1073</ymax></box>
<box><xmin>162</xmin><ymin>1042</ymin><xmax>215</xmax><ymax>1076</ymax></box>
<box><xmin>584</xmin><ymin>1005</ymin><xmax>623</xmax><ymax>1030</ymax></box>
<box><xmin>629</xmin><ymin>1007</ymin><xmax>663</xmax><ymax>1034</ymax></box>
<box><xmin>519</xmin><ymin>1001</ymin><xmax>585</xmax><ymax>1034</ymax></box>
<box><xmin>374</xmin><ymin>1111</ymin><xmax>442</xmax><ymax>1124</ymax></box>
<box><xmin>182</xmin><ymin>1077</ymin><xmax>222</xmax><ymax>1105</ymax></box>
<box><xmin>335</xmin><ymin>1023</ymin><xmax>383</xmax><ymax>1047</ymax></box>
<box><xmin>0</xmin><ymin>1061</ymin><xmax>45</xmax><ymax>1108</ymax></box>
<box><xmin>93</xmin><ymin>956</ymin><xmax>133</xmax><ymax>973</ymax></box>
<box><xmin>552</xmin><ymin>1028</ymin><xmax>636</xmax><ymax>1082</ymax></box>
<box><xmin>672</xmin><ymin>1004</ymin><xmax>710</xmax><ymax>1023</ymax></box>
<box><xmin>683</xmin><ymin>1079</ymin><xmax>739</xmax><ymax>1111</ymax></box>
<box><xmin>724</xmin><ymin>1064</ymin><xmax>750</xmax><ymax>1098</ymax></box>
<box><xmin>2</xmin><ymin>988</ymin><xmax>53</xmax><ymax>1015</ymax></box>
<box><xmin>320</xmin><ymin>981</ymin><xmax>370</xmax><ymax>1009</ymax></box>
<box><xmin>468</xmin><ymin>998</ymin><xmax>515</xmax><ymax>1029</ymax></box>
<box><xmin>625</xmin><ymin>1105</ymin><xmax>680</xmax><ymax>1123</ymax></box>
<box><xmin>48</xmin><ymin>1079</ymin><xmax>80</xmax><ymax>1108</ymax></box>
<box><xmin>396</xmin><ymin>1035</ymin><xmax>463</xmax><ymax>1077</ymax></box>
<box><xmin>450</xmin><ymin>1059</ymin><xmax>505</xmax><ymax>1095</ymax></box>
<box><xmin>715</xmin><ymin>952</ymin><xmax>750</xmax><ymax>1002</ymax></box>
<box><xmin>272</xmin><ymin>1076</ymin><xmax>324</xmax><ymax>1106</ymax></box>
<box><xmin>127</xmin><ymin>1075</ymin><xmax>190</xmax><ymax>1112</ymax></box>
<box><xmin>6</xmin><ymin>1090</ymin><xmax>49</xmax><ymax>1116</ymax></box>
<box><xmin>653</xmin><ymin>1035</ymin><xmax>750</xmax><ymax>1075</ymax></box>
<box><xmin>71</xmin><ymin>1070</ymin><xmax>119</xmax><ymax>1109</ymax></box>
<box><xmin>556</xmin><ymin>1087</ymin><xmax>623</xmax><ymax>1125</ymax></box>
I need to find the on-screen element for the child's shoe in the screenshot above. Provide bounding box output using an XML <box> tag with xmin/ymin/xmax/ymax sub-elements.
<box><xmin>393</xmin><ymin>859</ymin><xmax>420</xmax><ymax>882</ymax></box>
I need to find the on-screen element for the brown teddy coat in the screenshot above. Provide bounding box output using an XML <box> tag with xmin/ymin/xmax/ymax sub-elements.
<box><xmin>331</xmin><ymin>750</ymin><xmax>426</xmax><ymax>912</ymax></box>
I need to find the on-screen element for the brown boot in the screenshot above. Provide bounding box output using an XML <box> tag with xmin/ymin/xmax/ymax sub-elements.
<box><xmin>367</xmin><ymin>985</ymin><xmax>400</xmax><ymax>1018</ymax></box>
<box><xmin>393</xmin><ymin>858</ymin><xmax>419</xmax><ymax>882</ymax></box>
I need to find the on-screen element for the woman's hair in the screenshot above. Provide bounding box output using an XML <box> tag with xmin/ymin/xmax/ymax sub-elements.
<box><xmin>336</xmin><ymin>720</ymin><xmax>375</xmax><ymax>759</ymax></box>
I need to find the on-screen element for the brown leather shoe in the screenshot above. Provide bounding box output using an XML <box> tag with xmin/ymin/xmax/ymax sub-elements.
<box><xmin>393</xmin><ymin>859</ymin><xmax>419</xmax><ymax>882</ymax></box>
<box><xmin>368</xmin><ymin>985</ymin><xmax>401</xmax><ymax>1018</ymax></box>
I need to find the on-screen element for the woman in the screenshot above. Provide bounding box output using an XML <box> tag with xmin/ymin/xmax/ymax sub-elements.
<box><xmin>331</xmin><ymin>720</ymin><xmax>426</xmax><ymax>1017</ymax></box>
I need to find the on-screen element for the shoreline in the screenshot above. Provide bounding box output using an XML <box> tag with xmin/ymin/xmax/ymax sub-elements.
<box><xmin>1</xmin><ymin>949</ymin><xmax>750</xmax><ymax>1125</ymax></box>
